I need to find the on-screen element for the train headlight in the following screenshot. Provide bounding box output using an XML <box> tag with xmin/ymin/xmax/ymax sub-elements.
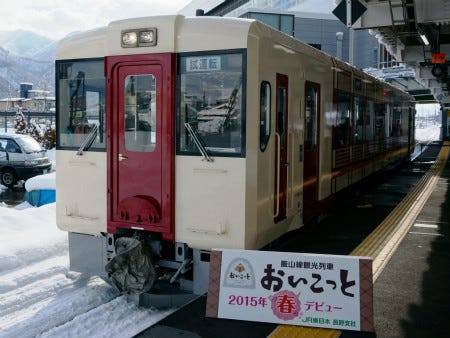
<box><xmin>121</xmin><ymin>31</ymin><xmax>138</xmax><ymax>47</ymax></box>
<box><xmin>121</xmin><ymin>28</ymin><xmax>157</xmax><ymax>48</ymax></box>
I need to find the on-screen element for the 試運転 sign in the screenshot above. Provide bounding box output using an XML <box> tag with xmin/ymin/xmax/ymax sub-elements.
<box><xmin>206</xmin><ymin>249</ymin><xmax>373</xmax><ymax>332</ymax></box>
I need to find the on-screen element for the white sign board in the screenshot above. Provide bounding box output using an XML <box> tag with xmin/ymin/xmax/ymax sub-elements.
<box><xmin>206</xmin><ymin>249</ymin><xmax>374</xmax><ymax>332</ymax></box>
<box><xmin>186</xmin><ymin>56</ymin><xmax>221</xmax><ymax>72</ymax></box>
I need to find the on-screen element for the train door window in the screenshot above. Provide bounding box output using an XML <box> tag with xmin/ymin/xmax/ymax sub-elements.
<box><xmin>333</xmin><ymin>92</ymin><xmax>351</xmax><ymax>147</ymax></box>
<box><xmin>353</xmin><ymin>96</ymin><xmax>364</xmax><ymax>144</ymax></box>
<box><xmin>305</xmin><ymin>84</ymin><xmax>318</xmax><ymax>150</ymax></box>
<box><xmin>260</xmin><ymin>81</ymin><xmax>271</xmax><ymax>151</ymax></box>
<box><xmin>177</xmin><ymin>50</ymin><xmax>245</xmax><ymax>157</ymax></box>
<box><xmin>365</xmin><ymin>100</ymin><xmax>374</xmax><ymax>141</ymax></box>
<box><xmin>56</xmin><ymin>59</ymin><xmax>106</xmax><ymax>150</ymax></box>
<box><xmin>277</xmin><ymin>87</ymin><xmax>287</xmax><ymax>149</ymax></box>
<box><xmin>124</xmin><ymin>74</ymin><xmax>156</xmax><ymax>152</ymax></box>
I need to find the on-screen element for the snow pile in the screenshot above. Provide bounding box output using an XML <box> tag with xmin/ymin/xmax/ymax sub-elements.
<box><xmin>0</xmin><ymin>203</ymin><xmax>66</xmax><ymax>273</ymax></box>
<box><xmin>24</xmin><ymin>172</ymin><xmax>56</xmax><ymax>191</ymax></box>
<box><xmin>0</xmin><ymin>204</ymin><xmax>176</xmax><ymax>337</ymax></box>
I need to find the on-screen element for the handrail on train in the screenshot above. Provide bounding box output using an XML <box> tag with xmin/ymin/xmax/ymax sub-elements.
<box><xmin>76</xmin><ymin>124</ymin><xmax>98</xmax><ymax>156</ymax></box>
<box><xmin>184</xmin><ymin>122</ymin><xmax>214</xmax><ymax>162</ymax></box>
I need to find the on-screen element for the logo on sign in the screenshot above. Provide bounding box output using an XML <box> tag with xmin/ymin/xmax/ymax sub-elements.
<box><xmin>223</xmin><ymin>258</ymin><xmax>255</xmax><ymax>288</ymax></box>
<box><xmin>270</xmin><ymin>290</ymin><xmax>302</xmax><ymax>320</ymax></box>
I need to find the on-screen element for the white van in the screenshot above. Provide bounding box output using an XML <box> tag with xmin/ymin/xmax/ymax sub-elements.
<box><xmin>0</xmin><ymin>134</ymin><xmax>52</xmax><ymax>188</ymax></box>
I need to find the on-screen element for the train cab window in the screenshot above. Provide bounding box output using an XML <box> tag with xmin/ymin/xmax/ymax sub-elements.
<box><xmin>353</xmin><ymin>96</ymin><xmax>364</xmax><ymax>144</ymax></box>
<box><xmin>56</xmin><ymin>59</ymin><xmax>106</xmax><ymax>150</ymax></box>
<box><xmin>260</xmin><ymin>81</ymin><xmax>271</xmax><ymax>151</ymax></box>
<box><xmin>124</xmin><ymin>74</ymin><xmax>156</xmax><ymax>152</ymax></box>
<box><xmin>333</xmin><ymin>92</ymin><xmax>351</xmax><ymax>147</ymax></box>
<box><xmin>177</xmin><ymin>51</ymin><xmax>245</xmax><ymax>156</ymax></box>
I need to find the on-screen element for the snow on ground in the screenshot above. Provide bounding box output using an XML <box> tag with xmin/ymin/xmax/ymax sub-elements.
<box><xmin>415</xmin><ymin>124</ymin><xmax>441</xmax><ymax>142</ymax></box>
<box><xmin>0</xmin><ymin>203</ymin><xmax>175</xmax><ymax>337</ymax></box>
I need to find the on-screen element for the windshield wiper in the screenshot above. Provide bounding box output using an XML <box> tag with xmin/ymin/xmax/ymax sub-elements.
<box><xmin>77</xmin><ymin>124</ymin><xmax>98</xmax><ymax>156</ymax></box>
<box><xmin>184</xmin><ymin>122</ymin><xmax>213</xmax><ymax>162</ymax></box>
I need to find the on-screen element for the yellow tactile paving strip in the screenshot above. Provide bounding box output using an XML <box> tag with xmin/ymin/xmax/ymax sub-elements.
<box><xmin>269</xmin><ymin>142</ymin><xmax>450</xmax><ymax>338</ymax></box>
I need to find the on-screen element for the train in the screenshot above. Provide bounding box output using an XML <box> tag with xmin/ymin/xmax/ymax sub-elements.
<box><xmin>55</xmin><ymin>15</ymin><xmax>415</xmax><ymax>299</ymax></box>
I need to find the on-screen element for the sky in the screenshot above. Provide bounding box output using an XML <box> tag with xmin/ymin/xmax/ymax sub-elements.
<box><xmin>0</xmin><ymin>0</ymin><xmax>192</xmax><ymax>40</ymax></box>
<box><xmin>0</xmin><ymin>1</ymin><xmax>339</xmax><ymax>41</ymax></box>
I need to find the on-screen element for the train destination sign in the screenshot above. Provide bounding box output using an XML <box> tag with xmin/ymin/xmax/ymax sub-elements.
<box><xmin>206</xmin><ymin>249</ymin><xmax>374</xmax><ymax>332</ymax></box>
<box><xmin>186</xmin><ymin>56</ymin><xmax>221</xmax><ymax>72</ymax></box>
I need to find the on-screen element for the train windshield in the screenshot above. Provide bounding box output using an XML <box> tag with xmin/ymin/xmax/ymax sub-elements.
<box><xmin>177</xmin><ymin>51</ymin><xmax>245</xmax><ymax>157</ymax></box>
<box><xmin>56</xmin><ymin>59</ymin><xmax>106</xmax><ymax>150</ymax></box>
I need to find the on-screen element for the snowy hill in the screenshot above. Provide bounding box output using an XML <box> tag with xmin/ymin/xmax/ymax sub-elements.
<box><xmin>0</xmin><ymin>30</ymin><xmax>55</xmax><ymax>99</ymax></box>
<box><xmin>0</xmin><ymin>30</ymin><xmax>55</xmax><ymax>59</ymax></box>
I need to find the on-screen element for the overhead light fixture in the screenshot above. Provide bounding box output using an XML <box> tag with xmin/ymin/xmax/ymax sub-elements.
<box><xmin>419</xmin><ymin>32</ymin><xmax>429</xmax><ymax>46</ymax></box>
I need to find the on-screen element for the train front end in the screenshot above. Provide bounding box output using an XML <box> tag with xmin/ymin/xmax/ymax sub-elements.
<box><xmin>55</xmin><ymin>16</ymin><xmax>256</xmax><ymax>298</ymax></box>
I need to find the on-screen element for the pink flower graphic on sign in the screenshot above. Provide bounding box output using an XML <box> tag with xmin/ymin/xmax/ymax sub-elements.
<box><xmin>269</xmin><ymin>290</ymin><xmax>301</xmax><ymax>320</ymax></box>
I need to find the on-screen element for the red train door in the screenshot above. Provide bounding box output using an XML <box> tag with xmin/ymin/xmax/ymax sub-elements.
<box><xmin>303</xmin><ymin>82</ymin><xmax>320</xmax><ymax>220</ymax></box>
<box><xmin>274</xmin><ymin>74</ymin><xmax>289</xmax><ymax>223</ymax></box>
<box><xmin>106</xmin><ymin>54</ymin><xmax>175</xmax><ymax>241</ymax></box>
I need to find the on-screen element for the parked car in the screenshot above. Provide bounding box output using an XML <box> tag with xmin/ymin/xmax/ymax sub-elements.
<box><xmin>0</xmin><ymin>134</ymin><xmax>52</xmax><ymax>188</ymax></box>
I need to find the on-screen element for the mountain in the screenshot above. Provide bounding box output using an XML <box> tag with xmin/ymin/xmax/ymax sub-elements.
<box><xmin>0</xmin><ymin>30</ymin><xmax>55</xmax><ymax>99</ymax></box>
<box><xmin>0</xmin><ymin>30</ymin><xmax>55</xmax><ymax>59</ymax></box>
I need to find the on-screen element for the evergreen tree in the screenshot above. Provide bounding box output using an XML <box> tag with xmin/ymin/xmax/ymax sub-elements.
<box><xmin>41</xmin><ymin>121</ymin><xmax>56</xmax><ymax>149</ymax></box>
<box><xmin>14</xmin><ymin>108</ymin><xmax>27</xmax><ymax>134</ymax></box>
<box><xmin>27</xmin><ymin>119</ymin><xmax>43</xmax><ymax>144</ymax></box>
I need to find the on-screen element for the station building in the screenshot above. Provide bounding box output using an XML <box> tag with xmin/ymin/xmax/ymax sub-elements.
<box><xmin>179</xmin><ymin>0</ymin><xmax>397</xmax><ymax>70</ymax></box>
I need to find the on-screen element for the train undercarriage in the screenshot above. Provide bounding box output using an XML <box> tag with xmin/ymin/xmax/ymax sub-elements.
<box><xmin>68</xmin><ymin>231</ymin><xmax>210</xmax><ymax>307</ymax></box>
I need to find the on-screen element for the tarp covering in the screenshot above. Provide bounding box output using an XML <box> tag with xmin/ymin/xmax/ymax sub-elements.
<box><xmin>24</xmin><ymin>190</ymin><xmax>56</xmax><ymax>207</ymax></box>
<box><xmin>105</xmin><ymin>237</ymin><xmax>155</xmax><ymax>294</ymax></box>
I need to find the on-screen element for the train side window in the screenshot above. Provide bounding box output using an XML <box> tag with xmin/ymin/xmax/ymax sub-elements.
<box><xmin>333</xmin><ymin>92</ymin><xmax>351</xmax><ymax>147</ymax></box>
<box><xmin>375</xmin><ymin>103</ymin><xmax>386</xmax><ymax>140</ymax></box>
<box><xmin>365</xmin><ymin>100</ymin><xmax>374</xmax><ymax>141</ymax></box>
<box><xmin>124</xmin><ymin>74</ymin><xmax>156</xmax><ymax>152</ymax></box>
<box><xmin>56</xmin><ymin>59</ymin><xmax>106</xmax><ymax>150</ymax></box>
<box><xmin>260</xmin><ymin>81</ymin><xmax>271</xmax><ymax>151</ymax></box>
<box><xmin>353</xmin><ymin>96</ymin><xmax>364</xmax><ymax>144</ymax></box>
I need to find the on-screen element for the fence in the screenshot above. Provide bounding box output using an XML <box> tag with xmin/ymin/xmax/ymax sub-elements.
<box><xmin>0</xmin><ymin>110</ymin><xmax>55</xmax><ymax>133</ymax></box>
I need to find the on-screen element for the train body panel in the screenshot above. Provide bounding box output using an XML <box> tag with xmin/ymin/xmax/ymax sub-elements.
<box><xmin>175</xmin><ymin>156</ymin><xmax>246</xmax><ymax>250</ymax></box>
<box><xmin>54</xmin><ymin>15</ymin><xmax>415</xmax><ymax>296</ymax></box>
<box><xmin>55</xmin><ymin>151</ymin><xmax>107</xmax><ymax>235</ymax></box>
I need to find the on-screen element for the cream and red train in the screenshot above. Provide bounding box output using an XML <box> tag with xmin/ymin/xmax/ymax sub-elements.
<box><xmin>55</xmin><ymin>15</ymin><xmax>415</xmax><ymax>296</ymax></box>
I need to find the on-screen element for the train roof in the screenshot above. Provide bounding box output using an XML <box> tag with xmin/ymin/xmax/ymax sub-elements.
<box><xmin>55</xmin><ymin>15</ymin><xmax>331</xmax><ymax>61</ymax></box>
<box><xmin>55</xmin><ymin>15</ymin><xmax>414</xmax><ymax>102</ymax></box>
<box><xmin>56</xmin><ymin>15</ymin><xmax>252</xmax><ymax>60</ymax></box>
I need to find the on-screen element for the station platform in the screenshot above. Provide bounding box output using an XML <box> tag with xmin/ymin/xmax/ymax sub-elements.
<box><xmin>136</xmin><ymin>142</ymin><xmax>450</xmax><ymax>338</ymax></box>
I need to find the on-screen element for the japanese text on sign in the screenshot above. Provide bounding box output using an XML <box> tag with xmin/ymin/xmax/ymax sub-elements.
<box><xmin>186</xmin><ymin>56</ymin><xmax>221</xmax><ymax>72</ymax></box>
<box><xmin>206</xmin><ymin>249</ymin><xmax>374</xmax><ymax>332</ymax></box>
